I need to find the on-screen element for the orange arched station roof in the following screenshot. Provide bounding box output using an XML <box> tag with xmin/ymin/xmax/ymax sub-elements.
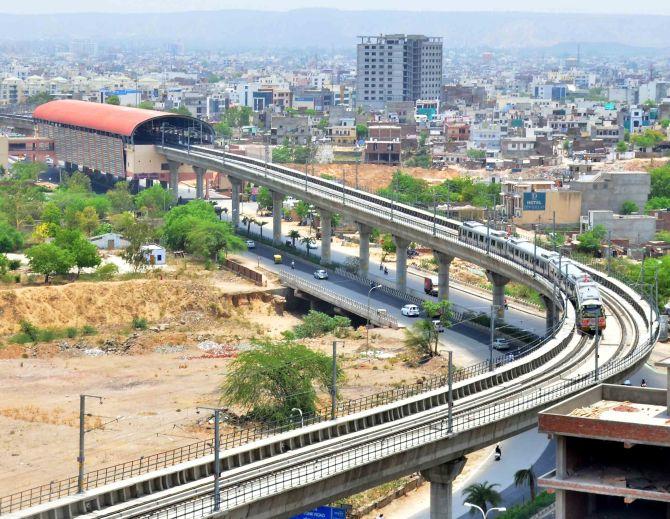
<box><xmin>33</xmin><ymin>100</ymin><xmax>187</xmax><ymax>138</ymax></box>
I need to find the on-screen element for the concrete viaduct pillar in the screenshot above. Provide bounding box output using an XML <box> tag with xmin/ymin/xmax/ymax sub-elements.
<box><xmin>193</xmin><ymin>166</ymin><xmax>205</xmax><ymax>199</ymax></box>
<box><xmin>320</xmin><ymin>209</ymin><xmax>332</xmax><ymax>265</ymax></box>
<box><xmin>393</xmin><ymin>236</ymin><xmax>410</xmax><ymax>293</ymax></box>
<box><xmin>542</xmin><ymin>295</ymin><xmax>558</xmax><ymax>334</ymax></box>
<box><xmin>420</xmin><ymin>456</ymin><xmax>466</xmax><ymax>519</ymax></box>
<box><xmin>357</xmin><ymin>222</ymin><xmax>372</xmax><ymax>276</ymax></box>
<box><xmin>487</xmin><ymin>271</ymin><xmax>510</xmax><ymax>318</ymax></box>
<box><xmin>272</xmin><ymin>191</ymin><xmax>284</xmax><ymax>245</ymax></box>
<box><xmin>168</xmin><ymin>161</ymin><xmax>180</xmax><ymax>199</ymax></box>
<box><xmin>434</xmin><ymin>252</ymin><xmax>454</xmax><ymax>302</ymax></box>
<box><xmin>230</xmin><ymin>177</ymin><xmax>242</xmax><ymax>230</ymax></box>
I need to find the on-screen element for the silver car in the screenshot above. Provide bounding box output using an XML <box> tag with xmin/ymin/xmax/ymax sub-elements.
<box><xmin>313</xmin><ymin>269</ymin><xmax>328</xmax><ymax>280</ymax></box>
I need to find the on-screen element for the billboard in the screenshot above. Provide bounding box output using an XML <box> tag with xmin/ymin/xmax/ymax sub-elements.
<box><xmin>523</xmin><ymin>191</ymin><xmax>546</xmax><ymax>211</ymax></box>
<box><xmin>291</xmin><ymin>506</ymin><xmax>347</xmax><ymax>519</ymax></box>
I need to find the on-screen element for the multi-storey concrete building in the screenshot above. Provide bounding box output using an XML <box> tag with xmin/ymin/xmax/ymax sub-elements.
<box><xmin>356</xmin><ymin>34</ymin><xmax>443</xmax><ymax>109</ymax></box>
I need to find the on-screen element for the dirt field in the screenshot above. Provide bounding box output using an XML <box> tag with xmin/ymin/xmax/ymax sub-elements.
<box><xmin>0</xmin><ymin>272</ymin><xmax>451</xmax><ymax>497</ymax></box>
<box><xmin>289</xmin><ymin>162</ymin><xmax>463</xmax><ymax>192</ymax></box>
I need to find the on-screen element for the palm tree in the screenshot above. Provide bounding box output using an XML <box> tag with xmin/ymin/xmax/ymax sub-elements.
<box><xmin>514</xmin><ymin>467</ymin><xmax>537</xmax><ymax>501</ymax></box>
<box><xmin>300</xmin><ymin>236</ymin><xmax>315</xmax><ymax>256</ymax></box>
<box><xmin>242</xmin><ymin>216</ymin><xmax>252</xmax><ymax>235</ymax></box>
<box><xmin>288</xmin><ymin>230</ymin><xmax>301</xmax><ymax>248</ymax></box>
<box><xmin>462</xmin><ymin>481</ymin><xmax>502</xmax><ymax>514</ymax></box>
<box><xmin>257</xmin><ymin>220</ymin><xmax>268</xmax><ymax>238</ymax></box>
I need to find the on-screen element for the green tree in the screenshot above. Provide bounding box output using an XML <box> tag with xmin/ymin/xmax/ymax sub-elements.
<box><xmin>168</xmin><ymin>106</ymin><xmax>191</xmax><ymax>116</ymax></box>
<box><xmin>110</xmin><ymin>211</ymin><xmax>136</xmax><ymax>234</ymax></box>
<box><xmin>185</xmin><ymin>220</ymin><xmax>244</xmax><ymax>260</ymax></box>
<box><xmin>646</xmin><ymin>197</ymin><xmax>670</xmax><ymax>210</ymax></box>
<box><xmin>355</xmin><ymin>123</ymin><xmax>368</xmax><ymax>139</ymax></box>
<box><xmin>220</xmin><ymin>338</ymin><xmax>341</xmax><ymax>422</ymax></box>
<box><xmin>135</xmin><ymin>184</ymin><xmax>172</xmax><ymax>216</ymax></box>
<box><xmin>650</xmin><ymin>163</ymin><xmax>670</xmax><ymax>198</ymax></box>
<box><xmin>137</xmin><ymin>100</ymin><xmax>154</xmax><ymax>110</ymax></box>
<box><xmin>25</xmin><ymin>243</ymin><xmax>74</xmax><ymax>283</ymax></box>
<box><xmin>404</xmin><ymin>319</ymin><xmax>436</xmax><ymax>358</ymax></box>
<box><xmin>294</xmin><ymin>200</ymin><xmax>311</xmax><ymax>223</ymax></box>
<box><xmin>10</xmin><ymin>162</ymin><xmax>47</xmax><ymax>181</ymax></box>
<box><xmin>0</xmin><ymin>221</ymin><xmax>24</xmax><ymax>252</ymax></box>
<box><xmin>0</xmin><ymin>253</ymin><xmax>9</xmax><ymax>275</ymax></box>
<box><xmin>620</xmin><ymin>200</ymin><xmax>639</xmax><ymax>215</ymax></box>
<box><xmin>514</xmin><ymin>467</ymin><xmax>537</xmax><ymax>502</ymax></box>
<box><xmin>615</xmin><ymin>141</ymin><xmax>628</xmax><ymax>153</ymax></box>
<box><xmin>214</xmin><ymin>121</ymin><xmax>232</xmax><ymax>139</ymax></box>
<box><xmin>121</xmin><ymin>219</ymin><xmax>156</xmax><ymax>272</ymax></box>
<box><xmin>381</xmin><ymin>233</ymin><xmax>396</xmax><ymax>254</ymax></box>
<box><xmin>26</xmin><ymin>92</ymin><xmax>53</xmax><ymax>106</ymax></box>
<box><xmin>630</xmin><ymin>129</ymin><xmax>665</xmax><ymax>149</ymax></box>
<box><xmin>577</xmin><ymin>224</ymin><xmax>607</xmax><ymax>254</ymax></box>
<box><xmin>62</xmin><ymin>171</ymin><xmax>92</xmax><ymax>192</ymax></box>
<box><xmin>300</xmin><ymin>235</ymin><xmax>316</xmax><ymax>256</ymax></box>
<box><xmin>661</xmin><ymin>119</ymin><xmax>670</xmax><ymax>129</ymax></box>
<box><xmin>76</xmin><ymin>206</ymin><xmax>100</xmax><ymax>235</ymax></box>
<box><xmin>272</xmin><ymin>145</ymin><xmax>293</xmax><ymax>164</ymax></box>
<box><xmin>105</xmin><ymin>95</ymin><xmax>120</xmax><ymax>106</ymax></box>
<box><xmin>288</xmin><ymin>229</ymin><xmax>301</xmax><ymax>247</ymax></box>
<box><xmin>107</xmin><ymin>182</ymin><xmax>135</xmax><ymax>212</ymax></box>
<box><xmin>0</xmin><ymin>180</ymin><xmax>45</xmax><ymax>228</ymax></box>
<box><xmin>317</xmin><ymin>118</ymin><xmax>329</xmax><ymax>130</ymax></box>
<box><xmin>256</xmin><ymin>186</ymin><xmax>274</xmax><ymax>211</ymax></box>
<box><xmin>467</xmin><ymin>148</ymin><xmax>487</xmax><ymax>160</ymax></box>
<box><xmin>41</xmin><ymin>202</ymin><xmax>62</xmax><ymax>225</ymax></box>
<box><xmin>462</xmin><ymin>481</ymin><xmax>502</xmax><ymax>514</ymax></box>
<box><xmin>293</xmin><ymin>146</ymin><xmax>310</xmax><ymax>164</ymax></box>
<box><xmin>54</xmin><ymin>229</ymin><xmax>101</xmax><ymax>277</ymax></box>
<box><xmin>293</xmin><ymin>311</ymin><xmax>351</xmax><ymax>339</ymax></box>
<box><xmin>163</xmin><ymin>200</ymin><xmax>219</xmax><ymax>250</ymax></box>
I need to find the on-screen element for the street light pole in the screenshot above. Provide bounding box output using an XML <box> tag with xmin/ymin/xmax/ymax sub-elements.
<box><xmin>447</xmin><ymin>350</ymin><xmax>453</xmax><ymax>433</ymax></box>
<box><xmin>489</xmin><ymin>304</ymin><xmax>496</xmax><ymax>371</ymax></box>
<box><xmin>464</xmin><ymin>503</ymin><xmax>507</xmax><ymax>518</ymax></box>
<box><xmin>291</xmin><ymin>407</ymin><xmax>304</xmax><ymax>428</ymax></box>
<box><xmin>78</xmin><ymin>394</ymin><xmax>103</xmax><ymax>494</ymax></box>
<box><xmin>367</xmin><ymin>284</ymin><xmax>382</xmax><ymax>357</ymax></box>
<box><xmin>197</xmin><ymin>406</ymin><xmax>223</xmax><ymax>511</ymax></box>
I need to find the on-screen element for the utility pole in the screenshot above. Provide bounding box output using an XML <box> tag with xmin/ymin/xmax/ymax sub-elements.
<box><xmin>489</xmin><ymin>305</ymin><xmax>496</xmax><ymax>371</ymax></box>
<box><xmin>552</xmin><ymin>211</ymin><xmax>557</xmax><ymax>252</ymax></box>
<box><xmin>78</xmin><ymin>394</ymin><xmax>103</xmax><ymax>494</ymax></box>
<box><xmin>197</xmin><ymin>407</ymin><xmax>224</xmax><ymax>512</ymax></box>
<box><xmin>331</xmin><ymin>341</ymin><xmax>342</xmax><ymax>420</ymax></box>
<box><xmin>366</xmin><ymin>284</ymin><xmax>382</xmax><ymax>358</ymax></box>
<box><xmin>447</xmin><ymin>350</ymin><xmax>453</xmax><ymax>433</ymax></box>
<box><xmin>355</xmin><ymin>159</ymin><xmax>359</xmax><ymax>190</ymax></box>
<box><xmin>594</xmin><ymin>319</ymin><xmax>599</xmax><ymax>381</ymax></box>
<box><xmin>486</xmin><ymin>207</ymin><xmax>491</xmax><ymax>254</ymax></box>
<box><xmin>433</xmin><ymin>189</ymin><xmax>437</xmax><ymax>236</ymax></box>
<box><xmin>533</xmin><ymin>224</ymin><xmax>538</xmax><ymax>277</ymax></box>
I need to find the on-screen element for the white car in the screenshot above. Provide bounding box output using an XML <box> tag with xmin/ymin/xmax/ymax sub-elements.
<box><xmin>492</xmin><ymin>338</ymin><xmax>511</xmax><ymax>351</ymax></box>
<box><xmin>245</xmin><ymin>240</ymin><xmax>255</xmax><ymax>249</ymax></box>
<box><xmin>313</xmin><ymin>269</ymin><xmax>328</xmax><ymax>280</ymax></box>
<box><xmin>401</xmin><ymin>304</ymin><xmax>420</xmax><ymax>317</ymax></box>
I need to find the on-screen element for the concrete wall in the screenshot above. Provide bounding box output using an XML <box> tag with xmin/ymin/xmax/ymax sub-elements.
<box><xmin>0</xmin><ymin>136</ymin><xmax>8</xmax><ymax>169</ymax></box>
<box><xmin>571</xmin><ymin>171</ymin><xmax>650</xmax><ymax>216</ymax></box>
<box><xmin>588</xmin><ymin>210</ymin><xmax>656</xmax><ymax>245</ymax></box>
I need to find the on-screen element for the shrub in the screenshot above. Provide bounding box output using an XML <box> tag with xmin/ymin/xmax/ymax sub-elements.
<box><xmin>132</xmin><ymin>316</ymin><xmax>148</xmax><ymax>330</ymax></box>
<box><xmin>66</xmin><ymin>327</ymin><xmax>78</xmax><ymax>338</ymax></box>
<box><xmin>19</xmin><ymin>320</ymin><xmax>39</xmax><ymax>342</ymax></box>
<box><xmin>40</xmin><ymin>329</ymin><xmax>56</xmax><ymax>342</ymax></box>
<box><xmin>8</xmin><ymin>259</ymin><xmax>22</xmax><ymax>270</ymax></box>
<box><xmin>95</xmin><ymin>263</ymin><xmax>119</xmax><ymax>280</ymax></box>
<box><xmin>81</xmin><ymin>325</ymin><xmax>97</xmax><ymax>336</ymax></box>
<box><xmin>294</xmin><ymin>311</ymin><xmax>351</xmax><ymax>338</ymax></box>
<box><xmin>497</xmin><ymin>491</ymin><xmax>555</xmax><ymax>519</ymax></box>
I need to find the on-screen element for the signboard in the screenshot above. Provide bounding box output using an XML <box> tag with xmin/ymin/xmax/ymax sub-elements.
<box><xmin>291</xmin><ymin>506</ymin><xmax>347</xmax><ymax>519</ymax></box>
<box><xmin>522</xmin><ymin>191</ymin><xmax>546</xmax><ymax>211</ymax></box>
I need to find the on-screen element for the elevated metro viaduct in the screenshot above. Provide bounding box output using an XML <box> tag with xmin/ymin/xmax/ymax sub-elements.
<box><xmin>31</xmin><ymin>100</ymin><xmax>215</xmax><ymax>194</ymax></box>
<box><xmin>26</xmin><ymin>101</ymin><xmax>547</xmax><ymax>324</ymax></box>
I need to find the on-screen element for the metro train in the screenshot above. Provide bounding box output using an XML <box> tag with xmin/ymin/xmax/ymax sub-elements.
<box><xmin>459</xmin><ymin>221</ymin><xmax>605</xmax><ymax>333</ymax></box>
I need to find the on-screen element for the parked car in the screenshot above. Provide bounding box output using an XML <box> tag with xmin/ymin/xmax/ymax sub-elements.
<box><xmin>407</xmin><ymin>248</ymin><xmax>419</xmax><ymax>258</ymax></box>
<box><xmin>401</xmin><ymin>304</ymin><xmax>420</xmax><ymax>317</ymax></box>
<box><xmin>245</xmin><ymin>240</ymin><xmax>255</xmax><ymax>249</ymax></box>
<box><xmin>313</xmin><ymin>269</ymin><xmax>328</xmax><ymax>280</ymax></box>
<box><xmin>492</xmin><ymin>338</ymin><xmax>511</xmax><ymax>351</ymax></box>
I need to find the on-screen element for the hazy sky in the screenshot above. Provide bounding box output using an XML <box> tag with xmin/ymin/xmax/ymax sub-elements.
<box><xmin>7</xmin><ymin>0</ymin><xmax>670</xmax><ymax>15</ymax></box>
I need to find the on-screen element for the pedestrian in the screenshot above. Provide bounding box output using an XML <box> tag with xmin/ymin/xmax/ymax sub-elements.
<box><xmin>641</xmin><ymin>378</ymin><xmax>648</xmax><ymax>387</ymax></box>
<box><xmin>384</xmin><ymin>266</ymin><xmax>389</xmax><ymax>275</ymax></box>
<box><xmin>494</xmin><ymin>444</ymin><xmax>502</xmax><ymax>461</ymax></box>
<box><xmin>376</xmin><ymin>514</ymin><xmax>384</xmax><ymax>519</ymax></box>
<box><xmin>291</xmin><ymin>260</ymin><xmax>295</xmax><ymax>270</ymax></box>
<box><xmin>379</xmin><ymin>263</ymin><xmax>383</xmax><ymax>271</ymax></box>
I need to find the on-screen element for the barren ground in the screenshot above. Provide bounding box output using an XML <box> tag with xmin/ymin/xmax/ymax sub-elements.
<box><xmin>0</xmin><ymin>269</ymin><xmax>451</xmax><ymax>497</ymax></box>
